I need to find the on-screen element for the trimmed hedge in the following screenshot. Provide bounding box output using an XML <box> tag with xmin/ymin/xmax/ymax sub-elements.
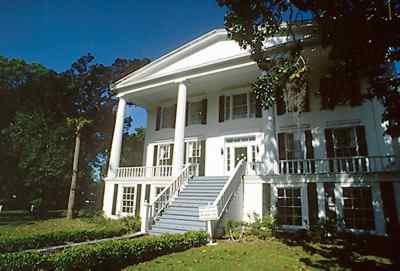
<box><xmin>0</xmin><ymin>231</ymin><xmax>208</xmax><ymax>271</ymax></box>
<box><xmin>0</xmin><ymin>227</ymin><xmax>128</xmax><ymax>253</ymax></box>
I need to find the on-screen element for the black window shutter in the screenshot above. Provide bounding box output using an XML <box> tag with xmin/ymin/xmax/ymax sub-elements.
<box><xmin>155</xmin><ymin>107</ymin><xmax>161</xmax><ymax>130</ymax></box>
<box><xmin>153</xmin><ymin>145</ymin><xmax>158</xmax><ymax>166</ymax></box>
<box><xmin>144</xmin><ymin>184</ymin><xmax>151</xmax><ymax>203</ymax></box>
<box><xmin>172</xmin><ymin>104</ymin><xmax>177</xmax><ymax>128</ymax></box>
<box><xmin>183</xmin><ymin>142</ymin><xmax>187</xmax><ymax>164</ymax></box>
<box><xmin>324</xmin><ymin>129</ymin><xmax>334</xmax><ymax>158</ymax></box>
<box><xmin>356</xmin><ymin>126</ymin><xmax>368</xmax><ymax>156</ymax></box>
<box><xmin>255</xmin><ymin>98</ymin><xmax>263</xmax><ymax>118</ymax></box>
<box><xmin>305</xmin><ymin>130</ymin><xmax>314</xmax><ymax>159</ymax></box>
<box><xmin>169</xmin><ymin>144</ymin><xmax>174</xmax><ymax>165</ymax></box>
<box><xmin>185</xmin><ymin>102</ymin><xmax>189</xmax><ymax>126</ymax></box>
<box><xmin>201</xmin><ymin>99</ymin><xmax>208</xmax><ymax>124</ymax></box>
<box><xmin>219</xmin><ymin>96</ymin><xmax>225</xmax><ymax>122</ymax></box>
<box><xmin>278</xmin><ymin>133</ymin><xmax>286</xmax><ymax>160</ymax></box>
<box><xmin>135</xmin><ymin>184</ymin><xmax>142</xmax><ymax>217</ymax></box>
<box><xmin>262</xmin><ymin>183</ymin><xmax>271</xmax><ymax>216</ymax></box>
<box><xmin>199</xmin><ymin>140</ymin><xmax>206</xmax><ymax>176</ymax></box>
<box><xmin>307</xmin><ymin>183</ymin><xmax>318</xmax><ymax>226</ymax></box>
<box><xmin>111</xmin><ymin>184</ymin><xmax>119</xmax><ymax>215</ymax></box>
<box><xmin>276</xmin><ymin>96</ymin><xmax>285</xmax><ymax>115</ymax></box>
<box><xmin>380</xmin><ymin>182</ymin><xmax>399</xmax><ymax>230</ymax></box>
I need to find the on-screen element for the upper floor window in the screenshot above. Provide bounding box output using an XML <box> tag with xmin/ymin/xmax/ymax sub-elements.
<box><xmin>219</xmin><ymin>92</ymin><xmax>262</xmax><ymax>122</ymax></box>
<box><xmin>161</xmin><ymin>105</ymin><xmax>175</xmax><ymax>129</ymax></box>
<box><xmin>187</xmin><ymin>99</ymin><xmax>207</xmax><ymax>126</ymax></box>
<box><xmin>325</xmin><ymin>126</ymin><xmax>368</xmax><ymax>158</ymax></box>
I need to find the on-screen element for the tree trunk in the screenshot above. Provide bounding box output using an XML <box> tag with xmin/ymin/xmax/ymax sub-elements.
<box><xmin>67</xmin><ymin>131</ymin><xmax>81</xmax><ymax>219</ymax></box>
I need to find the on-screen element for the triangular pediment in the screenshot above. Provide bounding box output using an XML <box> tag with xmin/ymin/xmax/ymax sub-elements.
<box><xmin>114</xmin><ymin>29</ymin><xmax>290</xmax><ymax>89</ymax></box>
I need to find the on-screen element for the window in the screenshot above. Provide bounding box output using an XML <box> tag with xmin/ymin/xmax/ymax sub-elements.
<box><xmin>226</xmin><ymin>147</ymin><xmax>231</xmax><ymax>171</ymax></box>
<box><xmin>188</xmin><ymin>101</ymin><xmax>203</xmax><ymax>125</ymax></box>
<box><xmin>121</xmin><ymin>186</ymin><xmax>135</xmax><ymax>214</ymax></box>
<box><xmin>343</xmin><ymin>187</ymin><xmax>374</xmax><ymax>230</ymax></box>
<box><xmin>158</xmin><ymin>144</ymin><xmax>171</xmax><ymax>166</ymax></box>
<box><xmin>224</xmin><ymin>96</ymin><xmax>231</xmax><ymax>120</ymax></box>
<box><xmin>161</xmin><ymin>105</ymin><xmax>175</xmax><ymax>129</ymax></box>
<box><xmin>251</xmin><ymin>145</ymin><xmax>256</xmax><ymax>170</ymax></box>
<box><xmin>333</xmin><ymin>128</ymin><xmax>357</xmax><ymax>157</ymax></box>
<box><xmin>155</xmin><ymin>187</ymin><xmax>165</xmax><ymax>196</ymax></box>
<box><xmin>282</xmin><ymin>133</ymin><xmax>304</xmax><ymax>160</ymax></box>
<box><xmin>232</xmin><ymin>93</ymin><xmax>248</xmax><ymax>119</ymax></box>
<box><xmin>276</xmin><ymin>187</ymin><xmax>302</xmax><ymax>226</ymax></box>
<box><xmin>249</xmin><ymin>93</ymin><xmax>257</xmax><ymax>118</ymax></box>
<box><xmin>187</xmin><ymin>141</ymin><xmax>201</xmax><ymax>164</ymax></box>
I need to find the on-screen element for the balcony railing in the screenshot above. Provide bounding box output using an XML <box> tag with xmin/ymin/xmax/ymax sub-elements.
<box><xmin>247</xmin><ymin>155</ymin><xmax>397</xmax><ymax>176</ymax></box>
<box><xmin>115</xmin><ymin>164</ymin><xmax>199</xmax><ymax>179</ymax></box>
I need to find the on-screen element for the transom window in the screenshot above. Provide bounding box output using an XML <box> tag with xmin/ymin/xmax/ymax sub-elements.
<box><xmin>343</xmin><ymin>187</ymin><xmax>374</xmax><ymax>230</ymax></box>
<box><xmin>277</xmin><ymin>187</ymin><xmax>302</xmax><ymax>226</ymax></box>
<box><xmin>121</xmin><ymin>186</ymin><xmax>135</xmax><ymax>214</ymax></box>
<box><xmin>188</xmin><ymin>101</ymin><xmax>203</xmax><ymax>125</ymax></box>
<box><xmin>161</xmin><ymin>105</ymin><xmax>175</xmax><ymax>129</ymax></box>
<box><xmin>224</xmin><ymin>92</ymin><xmax>257</xmax><ymax>120</ymax></box>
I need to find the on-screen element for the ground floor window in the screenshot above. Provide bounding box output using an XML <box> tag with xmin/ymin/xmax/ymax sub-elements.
<box><xmin>155</xmin><ymin>186</ymin><xmax>165</xmax><ymax>197</ymax></box>
<box><xmin>342</xmin><ymin>187</ymin><xmax>374</xmax><ymax>230</ymax></box>
<box><xmin>121</xmin><ymin>186</ymin><xmax>135</xmax><ymax>214</ymax></box>
<box><xmin>276</xmin><ymin>187</ymin><xmax>302</xmax><ymax>226</ymax></box>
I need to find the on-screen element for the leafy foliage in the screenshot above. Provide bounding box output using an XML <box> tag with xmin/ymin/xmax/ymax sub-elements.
<box><xmin>0</xmin><ymin>54</ymin><xmax>150</xmax><ymax>212</ymax></box>
<box><xmin>0</xmin><ymin>232</ymin><xmax>208</xmax><ymax>271</ymax></box>
<box><xmin>217</xmin><ymin>0</ymin><xmax>400</xmax><ymax>136</ymax></box>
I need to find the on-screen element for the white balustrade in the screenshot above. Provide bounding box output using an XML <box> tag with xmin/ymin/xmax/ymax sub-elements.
<box><xmin>247</xmin><ymin>155</ymin><xmax>397</xmax><ymax>176</ymax></box>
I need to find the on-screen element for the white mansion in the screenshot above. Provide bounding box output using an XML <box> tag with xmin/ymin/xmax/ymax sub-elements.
<box><xmin>102</xmin><ymin>27</ymin><xmax>400</xmax><ymax>236</ymax></box>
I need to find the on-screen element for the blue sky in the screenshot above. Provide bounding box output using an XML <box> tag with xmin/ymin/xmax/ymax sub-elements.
<box><xmin>0</xmin><ymin>1</ymin><xmax>226</xmax><ymax>130</ymax></box>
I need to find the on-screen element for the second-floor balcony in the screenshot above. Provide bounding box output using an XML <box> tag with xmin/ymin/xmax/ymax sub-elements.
<box><xmin>247</xmin><ymin>155</ymin><xmax>398</xmax><ymax>176</ymax></box>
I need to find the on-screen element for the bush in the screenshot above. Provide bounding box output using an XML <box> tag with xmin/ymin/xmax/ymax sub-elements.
<box><xmin>0</xmin><ymin>227</ymin><xmax>128</xmax><ymax>254</ymax></box>
<box><xmin>120</xmin><ymin>215</ymin><xmax>141</xmax><ymax>232</ymax></box>
<box><xmin>224</xmin><ymin>220</ymin><xmax>244</xmax><ymax>241</ymax></box>
<box><xmin>309</xmin><ymin>218</ymin><xmax>337</xmax><ymax>242</ymax></box>
<box><xmin>247</xmin><ymin>214</ymin><xmax>278</xmax><ymax>240</ymax></box>
<box><xmin>0</xmin><ymin>231</ymin><xmax>208</xmax><ymax>271</ymax></box>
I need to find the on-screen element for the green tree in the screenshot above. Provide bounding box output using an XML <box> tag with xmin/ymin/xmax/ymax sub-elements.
<box><xmin>217</xmin><ymin>0</ymin><xmax>400</xmax><ymax>136</ymax></box>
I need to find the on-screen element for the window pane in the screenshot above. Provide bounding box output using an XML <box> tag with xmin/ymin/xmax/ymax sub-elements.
<box><xmin>189</xmin><ymin>101</ymin><xmax>203</xmax><ymax>125</ymax></box>
<box><xmin>276</xmin><ymin>187</ymin><xmax>302</xmax><ymax>226</ymax></box>
<box><xmin>232</xmin><ymin>94</ymin><xmax>248</xmax><ymax>119</ymax></box>
<box><xmin>342</xmin><ymin>187</ymin><xmax>374</xmax><ymax>230</ymax></box>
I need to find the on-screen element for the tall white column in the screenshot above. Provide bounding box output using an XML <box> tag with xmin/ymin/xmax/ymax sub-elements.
<box><xmin>172</xmin><ymin>81</ymin><xmax>187</xmax><ymax>176</ymax></box>
<box><xmin>107</xmin><ymin>97</ymin><xmax>127</xmax><ymax>178</ymax></box>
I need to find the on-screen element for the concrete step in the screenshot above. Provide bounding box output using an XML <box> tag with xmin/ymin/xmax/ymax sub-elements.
<box><xmin>152</xmin><ymin>223</ymin><xmax>206</xmax><ymax>232</ymax></box>
<box><xmin>158</xmin><ymin>218</ymin><xmax>206</xmax><ymax>227</ymax></box>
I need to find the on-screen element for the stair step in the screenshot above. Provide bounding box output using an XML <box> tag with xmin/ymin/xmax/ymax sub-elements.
<box><xmin>171</xmin><ymin>202</ymin><xmax>213</xmax><ymax>207</ymax></box>
<box><xmin>152</xmin><ymin>223</ymin><xmax>206</xmax><ymax>232</ymax></box>
<box><xmin>149</xmin><ymin>228</ymin><xmax>187</xmax><ymax>235</ymax></box>
<box><xmin>157</xmin><ymin>218</ymin><xmax>206</xmax><ymax>227</ymax></box>
<box><xmin>193</xmin><ymin>176</ymin><xmax>228</xmax><ymax>181</ymax></box>
<box><xmin>177</xmin><ymin>195</ymin><xmax>217</xmax><ymax>200</ymax></box>
<box><xmin>182</xmin><ymin>187</ymin><xmax>222</xmax><ymax>192</ymax></box>
<box><xmin>160</xmin><ymin>213</ymin><xmax>199</xmax><ymax>220</ymax></box>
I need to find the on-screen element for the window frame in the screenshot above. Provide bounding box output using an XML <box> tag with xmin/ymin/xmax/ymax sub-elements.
<box><xmin>187</xmin><ymin>100</ymin><xmax>204</xmax><ymax>126</ymax></box>
<box><xmin>120</xmin><ymin>186</ymin><xmax>136</xmax><ymax>215</ymax></box>
<box><xmin>160</xmin><ymin>105</ymin><xmax>175</xmax><ymax>129</ymax></box>
<box><xmin>273</xmin><ymin>184</ymin><xmax>308</xmax><ymax>229</ymax></box>
<box><xmin>341</xmin><ymin>186</ymin><xmax>375</xmax><ymax>231</ymax></box>
<box><xmin>332</xmin><ymin>127</ymin><xmax>358</xmax><ymax>158</ymax></box>
<box><xmin>158</xmin><ymin>144</ymin><xmax>171</xmax><ymax>166</ymax></box>
<box><xmin>224</xmin><ymin>91</ymin><xmax>258</xmax><ymax>121</ymax></box>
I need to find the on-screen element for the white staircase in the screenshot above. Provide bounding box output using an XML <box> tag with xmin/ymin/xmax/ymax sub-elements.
<box><xmin>149</xmin><ymin>176</ymin><xmax>228</xmax><ymax>235</ymax></box>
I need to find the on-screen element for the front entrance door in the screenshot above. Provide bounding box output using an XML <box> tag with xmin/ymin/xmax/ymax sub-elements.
<box><xmin>225</xmin><ymin>141</ymin><xmax>257</xmax><ymax>176</ymax></box>
<box><xmin>234</xmin><ymin>147</ymin><xmax>247</xmax><ymax>166</ymax></box>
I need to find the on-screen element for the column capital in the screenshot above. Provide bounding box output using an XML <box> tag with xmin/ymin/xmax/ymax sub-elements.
<box><xmin>174</xmin><ymin>78</ymin><xmax>189</xmax><ymax>85</ymax></box>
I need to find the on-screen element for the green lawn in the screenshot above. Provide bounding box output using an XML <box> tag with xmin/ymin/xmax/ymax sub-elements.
<box><xmin>125</xmin><ymin>239</ymin><xmax>393</xmax><ymax>271</ymax></box>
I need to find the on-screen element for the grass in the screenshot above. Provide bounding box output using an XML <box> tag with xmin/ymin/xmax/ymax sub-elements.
<box><xmin>125</xmin><ymin>238</ymin><xmax>394</xmax><ymax>271</ymax></box>
<box><xmin>0</xmin><ymin>217</ymin><xmax>126</xmax><ymax>239</ymax></box>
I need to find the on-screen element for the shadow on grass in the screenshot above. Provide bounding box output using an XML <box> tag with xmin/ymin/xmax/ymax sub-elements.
<box><xmin>274</xmin><ymin>231</ymin><xmax>398</xmax><ymax>271</ymax></box>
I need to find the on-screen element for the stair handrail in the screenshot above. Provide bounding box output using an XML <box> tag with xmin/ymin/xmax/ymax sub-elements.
<box><xmin>149</xmin><ymin>163</ymin><xmax>194</xmax><ymax>222</ymax></box>
<box><xmin>212</xmin><ymin>159</ymin><xmax>246</xmax><ymax>219</ymax></box>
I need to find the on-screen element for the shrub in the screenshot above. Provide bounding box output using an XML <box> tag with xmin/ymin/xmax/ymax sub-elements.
<box><xmin>224</xmin><ymin>220</ymin><xmax>244</xmax><ymax>241</ymax></box>
<box><xmin>120</xmin><ymin>215</ymin><xmax>141</xmax><ymax>232</ymax></box>
<box><xmin>0</xmin><ymin>231</ymin><xmax>208</xmax><ymax>271</ymax></box>
<box><xmin>247</xmin><ymin>214</ymin><xmax>278</xmax><ymax>240</ymax></box>
<box><xmin>309</xmin><ymin>218</ymin><xmax>337</xmax><ymax>242</ymax></box>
